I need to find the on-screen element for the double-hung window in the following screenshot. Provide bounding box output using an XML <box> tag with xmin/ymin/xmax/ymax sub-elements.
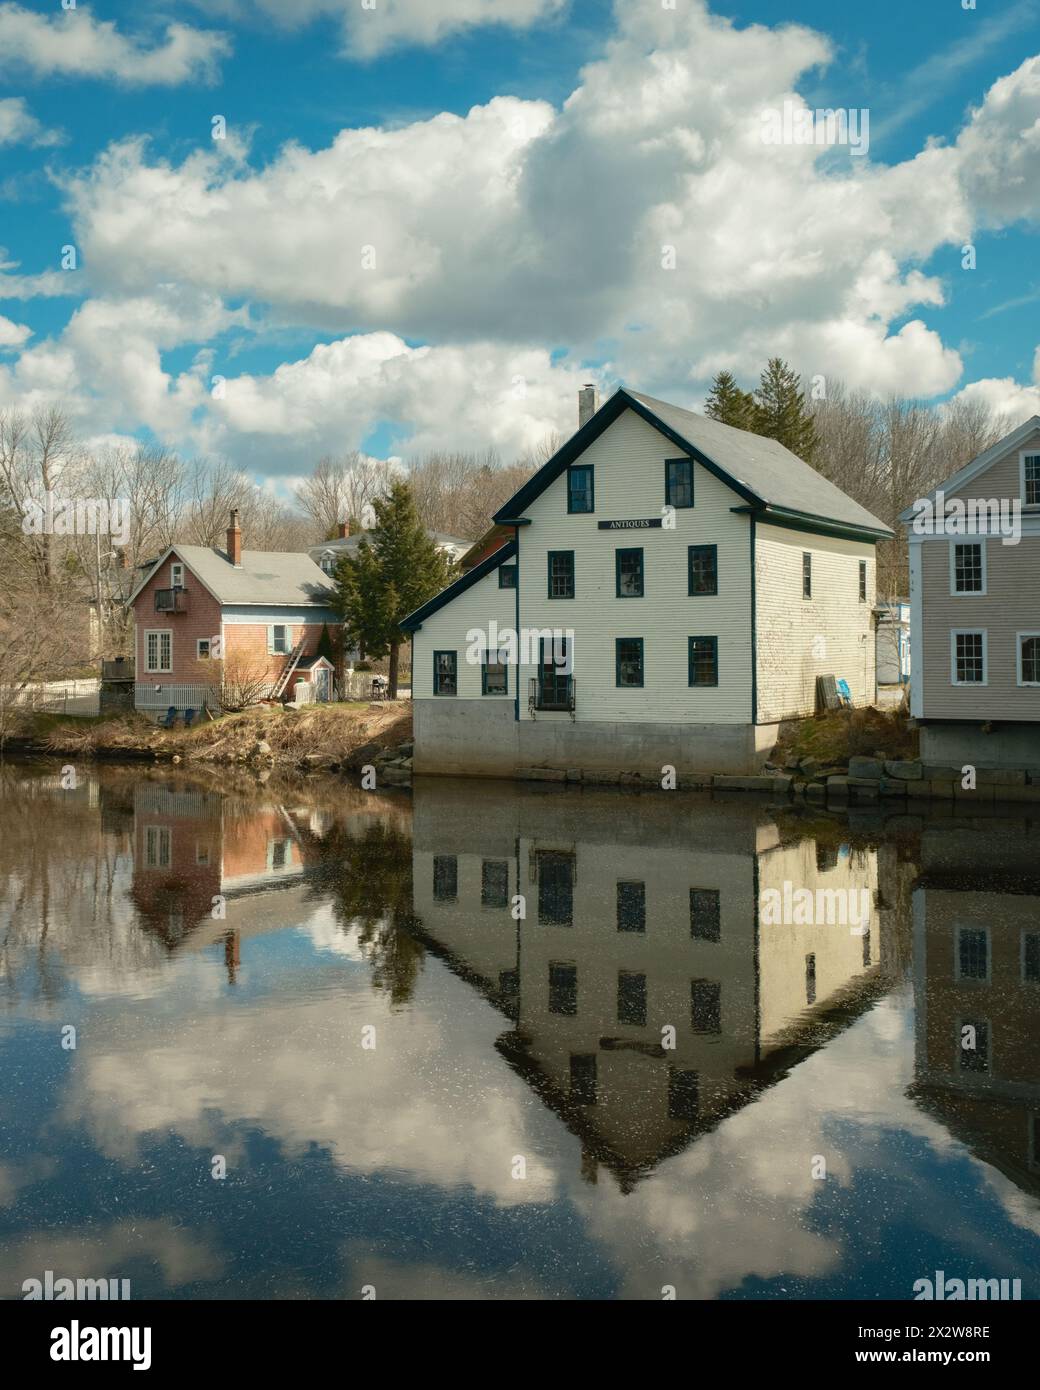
<box><xmin>1023</xmin><ymin>453</ymin><xmax>1040</xmax><ymax>507</ymax></box>
<box><xmin>802</xmin><ymin>552</ymin><xmax>812</xmax><ymax>600</ymax></box>
<box><xmin>617</xmin><ymin>882</ymin><xmax>646</xmax><ymax>933</ymax></box>
<box><xmin>858</xmin><ymin>560</ymin><xmax>867</xmax><ymax>602</ymax></box>
<box><xmin>688</xmin><ymin>545</ymin><xmax>717</xmax><ymax>596</ymax></box>
<box><xmin>616</xmin><ymin>547</ymin><xmax>644</xmax><ymax>597</ymax></box>
<box><xmin>615</xmin><ymin>638</ymin><xmax>644</xmax><ymax>688</ymax></box>
<box><xmin>665</xmin><ymin>458</ymin><xmax>693</xmax><ymax>509</ymax></box>
<box><xmin>269</xmin><ymin>625</ymin><xmax>290</xmax><ymax>655</ymax></box>
<box><xmin>688</xmin><ymin>635</ymin><xmax>718</xmax><ymax>687</ymax></box>
<box><xmin>433</xmin><ymin>650</ymin><xmax>458</xmax><ymax>696</ymax></box>
<box><xmin>481</xmin><ymin>860</ymin><xmax>509</xmax><ymax>908</ymax></box>
<box><xmin>951</xmin><ymin>630</ymin><xmax>986</xmax><ymax>685</ymax></box>
<box><xmin>567</xmin><ymin>465</ymin><xmax>594</xmax><ymax>514</ymax></box>
<box><xmin>537</xmin><ymin>636</ymin><xmax>572</xmax><ymax>710</ymax></box>
<box><xmin>1018</xmin><ymin>633</ymin><xmax>1040</xmax><ymax>687</ymax></box>
<box><xmin>482</xmin><ymin>649</ymin><xmax>508</xmax><ymax>696</ymax></box>
<box><xmin>433</xmin><ymin>855</ymin><xmax>457</xmax><ymax>901</ymax></box>
<box><xmin>951</xmin><ymin>541</ymin><xmax>986</xmax><ymax>594</ymax></box>
<box><xmin>548</xmin><ymin>550</ymin><xmax>575</xmax><ymax>598</ymax></box>
<box><xmin>539</xmin><ymin>851</ymin><xmax>575</xmax><ymax>926</ymax></box>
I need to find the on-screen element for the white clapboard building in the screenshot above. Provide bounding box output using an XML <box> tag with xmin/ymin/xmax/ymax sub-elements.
<box><xmin>401</xmin><ymin>387</ymin><xmax>892</xmax><ymax>777</ymax></box>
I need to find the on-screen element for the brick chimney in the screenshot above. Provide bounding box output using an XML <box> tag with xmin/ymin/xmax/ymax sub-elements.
<box><xmin>578</xmin><ymin>383</ymin><xmax>598</xmax><ymax>428</ymax></box>
<box><xmin>337</xmin><ymin>521</ymin><xmax>350</xmax><ymax>539</ymax></box>
<box><xmin>227</xmin><ymin>508</ymin><xmax>242</xmax><ymax>567</ymax></box>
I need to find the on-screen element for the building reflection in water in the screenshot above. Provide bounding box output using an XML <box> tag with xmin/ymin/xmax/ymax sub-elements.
<box><xmin>909</xmin><ymin>819</ymin><xmax>1040</xmax><ymax>1198</ymax></box>
<box><xmin>409</xmin><ymin>779</ymin><xmax>899</xmax><ymax>1190</ymax></box>
<box><xmin>115</xmin><ymin>767</ymin><xmax>1039</xmax><ymax>1205</ymax></box>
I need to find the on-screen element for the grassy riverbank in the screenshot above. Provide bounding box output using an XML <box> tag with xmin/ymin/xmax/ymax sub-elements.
<box><xmin>5</xmin><ymin>701</ymin><xmax>413</xmax><ymax>770</ymax></box>
<box><xmin>770</xmin><ymin>705</ymin><xmax>917</xmax><ymax>768</ymax></box>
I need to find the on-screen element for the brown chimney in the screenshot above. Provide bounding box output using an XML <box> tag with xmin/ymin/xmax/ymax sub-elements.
<box><xmin>578</xmin><ymin>383</ymin><xmax>598</xmax><ymax>428</ymax></box>
<box><xmin>227</xmin><ymin>508</ymin><xmax>242</xmax><ymax>567</ymax></box>
<box><xmin>337</xmin><ymin>521</ymin><xmax>350</xmax><ymax>539</ymax></box>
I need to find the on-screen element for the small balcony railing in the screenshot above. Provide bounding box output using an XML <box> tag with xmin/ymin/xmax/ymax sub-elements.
<box><xmin>101</xmin><ymin>658</ymin><xmax>135</xmax><ymax>682</ymax></box>
<box><xmin>529</xmin><ymin>676</ymin><xmax>575</xmax><ymax>714</ymax></box>
<box><xmin>154</xmin><ymin>588</ymin><xmax>188</xmax><ymax>613</ymax></box>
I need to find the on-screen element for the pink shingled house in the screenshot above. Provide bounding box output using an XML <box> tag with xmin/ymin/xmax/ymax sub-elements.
<box><xmin>127</xmin><ymin>510</ymin><xmax>338</xmax><ymax>718</ymax></box>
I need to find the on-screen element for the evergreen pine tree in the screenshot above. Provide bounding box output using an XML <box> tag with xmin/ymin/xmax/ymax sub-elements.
<box><xmin>316</xmin><ymin>621</ymin><xmax>335</xmax><ymax>661</ymax></box>
<box><xmin>704</xmin><ymin>370</ymin><xmax>759</xmax><ymax>431</ymax></box>
<box><xmin>333</xmin><ymin>481</ymin><xmax>452</xmax><ymax>698</ymax></box>
<box><xmin>752</xmin><ymin>357</ymin><xmax>819</xmax><ymax>461</ymax></box>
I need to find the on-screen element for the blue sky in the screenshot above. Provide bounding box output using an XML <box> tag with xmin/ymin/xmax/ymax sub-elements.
<box><xmin>0</xmin><ymin>0</ymin><xmax>1038</xmax><ymax>482</ymax></box>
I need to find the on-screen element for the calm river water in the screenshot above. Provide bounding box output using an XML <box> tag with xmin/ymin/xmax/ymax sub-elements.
<box><xmin>1</xmin><ymin>761</ymin><xmax>1038</xmax><ymax>1300</ymax></box>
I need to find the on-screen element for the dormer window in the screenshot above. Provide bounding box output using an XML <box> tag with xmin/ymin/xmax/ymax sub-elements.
<box><xmin>170</xmin><ymin>562</ymin><xmax>184</xmax><ymax>589</ymax></box>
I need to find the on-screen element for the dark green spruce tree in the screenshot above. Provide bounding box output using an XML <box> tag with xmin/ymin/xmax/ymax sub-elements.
<box><xmin>334</xmin><ymin>481</ymin><xmax>452</xmax><ymax>699</ymax></box>
<box><xmin>753</xmin><ymin>357</ymin><xmax>819</xmax><ymax>461</ymax></box>
<box><xmin>704</xmin><ymin>370</ymin><xmax>759</xmax><ymax>431</ymax></box>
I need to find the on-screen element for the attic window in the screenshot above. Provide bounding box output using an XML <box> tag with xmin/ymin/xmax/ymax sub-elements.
<box><xmin>1024</xmin><ymin>454</ymin><xmax>1040</xmax><ymax>507</ymax></box>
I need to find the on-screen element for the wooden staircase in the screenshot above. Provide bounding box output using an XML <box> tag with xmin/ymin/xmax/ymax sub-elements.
<box><xmin>271</xmin><ymin>640</ymin><xmax>307</xmax><ymax>700</ymax></box>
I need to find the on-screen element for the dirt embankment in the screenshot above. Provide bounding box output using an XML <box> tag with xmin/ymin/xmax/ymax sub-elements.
<box><xmin>6</xmin><ymin>702</ymin><xmax>413</xmax><ymax>771</ymax></box>
<box><xmin>770</xmin><ymin>706</ymin><xmax>917</xmax><ymax>769</ymax></box>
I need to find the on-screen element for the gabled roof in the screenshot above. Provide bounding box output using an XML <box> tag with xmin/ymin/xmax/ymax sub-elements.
<box><xmin>458</xmin><ymin>523</ymin><xmax>512</xmax><ymax>570</ymax></box>
<box><xmin>310</xmin><ymin>529</ymin><xmax>471</xmax><ymax>558</ymax></box>
<box><xmin>400</xmin><ymin>540</ymin><xmax>516</xmax><ymax>632</ymax></box>
<box><xmin>493</xmin><ymin>387</ymin><xmax>893</xmax><ymax>540</ymax></box>
<box><xmin>129</xmin><ymin>544</ymin><xmax>336</xmax><ymax>608</ymax></box>
<box><xmin>898</xmin><ymin>415</ymin><xmax>1040</xmax><ymax>524</ymax></box>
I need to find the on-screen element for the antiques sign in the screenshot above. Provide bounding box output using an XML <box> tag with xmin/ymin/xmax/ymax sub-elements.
<box><xmin>597</xmin><ymin>518</ymin><xmax>664</xmax><ymax>530</ymax></box>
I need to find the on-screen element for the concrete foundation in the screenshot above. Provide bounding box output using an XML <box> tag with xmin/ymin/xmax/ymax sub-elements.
<box><xmin>413</xmin><ymin>701</ymin><xmax>778</xmax><ymax>778</ymax></box>
<box><xmin>920</xmin><ymin>721</ymin><xmax>1040</xmax><ymax>772</ymax></box>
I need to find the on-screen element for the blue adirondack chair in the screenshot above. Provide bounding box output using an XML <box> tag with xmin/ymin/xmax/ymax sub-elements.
<box><xmin>160</xmin><ymin>706</ymin><xmax>177</xmax><ymax>728</ymax></box>
<box><xmin>183</xmin><ymin>708</ymin><xmax>196</xmax><ymax>728</ymax></box>
<box><xmin>836</xmin><ymin>678</ymin><xmax>852</xmax><ymax>708</ymax></box>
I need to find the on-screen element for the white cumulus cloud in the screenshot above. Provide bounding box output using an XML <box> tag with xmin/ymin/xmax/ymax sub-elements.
<box><xmin>0</xmin><ymin>2</ymin><xmax>230</xmax><ymax>85</ymax></box>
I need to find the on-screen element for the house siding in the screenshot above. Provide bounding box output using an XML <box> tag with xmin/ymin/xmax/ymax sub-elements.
<box><xmin>133</xmin><ymin>552</ymin><xmax>337</xmax><ymax>698</ymax></box>
<box><xmin>942</xmin><ymin>427</ymin><xmax>1040</xmax><ymax>508</ymax></box>
<box><xmin>755</xmin><ymin>525</ymin><xmax>875</xmax><ymax>722</ymax></box>
<box><xmin>411</xmin><ymin>561</ymin><xmax>516</xmax><ymax>700</ymax></box>
<box><xmin>516</xmin><ymin>407</ymin><xmax>753</xmax><ymax>724</ymax></box>
<box><xmin>917</xmin><ymin>533</ymin><xmax>1040</xmax><ymax>721</ymax></box>
<box><xmin>134</xmin><ymin>555</ymin><xmax>223</xmax><ymax>684</ymax></box>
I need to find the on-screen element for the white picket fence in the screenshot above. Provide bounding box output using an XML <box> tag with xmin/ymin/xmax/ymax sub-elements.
<box><xmin>7</xmin><ymin>679</ymin><xmax>101</xmax><ymax>717</ymax></box>
<box><xmin>134</xmin><ymin>683</ymin><xmax>220</xmax><ymax>715</ymax></box>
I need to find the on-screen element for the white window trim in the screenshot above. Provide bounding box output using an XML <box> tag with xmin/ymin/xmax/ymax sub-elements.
<box><xmin>1016</xmin><ymin>631</ymin><xmax>1040</xmax><ymax>687</ymax></box>
<box><xmin>948</xmin><ymin>538</ymin><xmax>987</xmax><ymax>595</ymax></box>
<box><xmin>949</xmin><ymin>628</ymin><xmax>987</xmax><ymax>686</ymax></box>
<box><xmin>144</xmin><ymin>824</ymin><xmax>171</xmax><ymax>870</ymax></box>
<box><xmin>266</xmin><ymin>837</ymin><xmax>294</xmax><ymax>872</ymax></box>
<box><xmin>196</xmin><ymin>638</ymin><xmax>212</xmax><ymax>660</ymax></box>
<box><xmin>170</xmin><ymin>562</ymin><xmax>185</xmax><ymax>589</ymax></box>
<box><xmin>144</xmin><ymin>628</ymin><xmax>173</xmax><ymax>674</ymax></box>
<box><xmin>268</xmin><ymin>623</ymin><xmax>291</xmax><ymax>655</ymax></box>
<box><xmin>1019</xmin><ymin>449</ymin><xmax>1040</xmax><ymax>509</ymax></box>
